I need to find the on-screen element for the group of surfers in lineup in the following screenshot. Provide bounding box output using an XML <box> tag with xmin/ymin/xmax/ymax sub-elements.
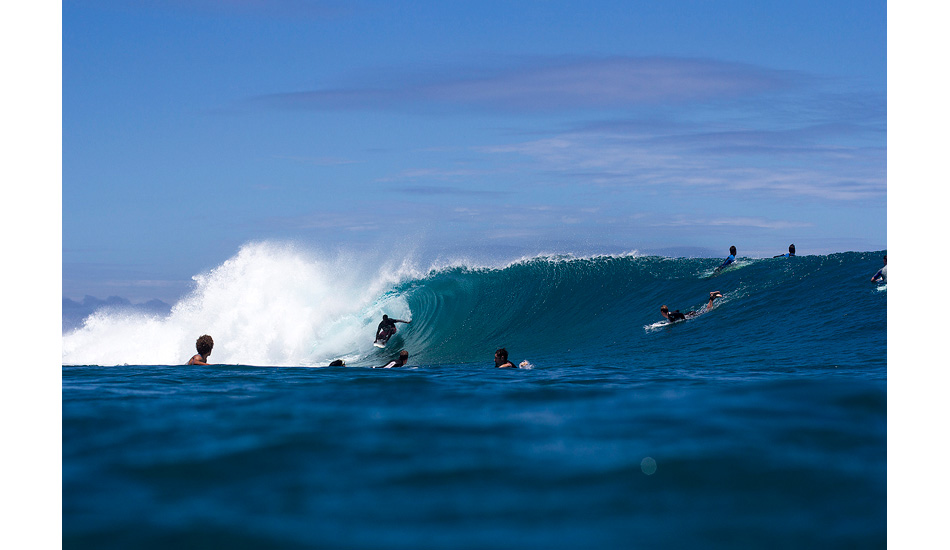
<box><xmin>187</xmin><ymin>244</ymin><xmax>887</xmax><ymax>369</ymax></box>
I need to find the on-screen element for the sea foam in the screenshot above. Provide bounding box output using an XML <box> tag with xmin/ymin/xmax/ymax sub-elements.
<box><xmin>62</xmin><ymin>242</ymin><xmax>417</xmax><ymax>366</ymax></box>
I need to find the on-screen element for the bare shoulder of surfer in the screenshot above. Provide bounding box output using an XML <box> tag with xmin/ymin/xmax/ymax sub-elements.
<box><xmin>187</xmin><ymin>334</ymin><xmax>214</xmax><ymax>365</ymax></box>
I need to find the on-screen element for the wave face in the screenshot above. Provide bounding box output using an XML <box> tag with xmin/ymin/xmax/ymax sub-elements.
<box><xmin>63</xmin><ymin>242</ymin><xmax>887</xmax><ymax>370</ymax></box>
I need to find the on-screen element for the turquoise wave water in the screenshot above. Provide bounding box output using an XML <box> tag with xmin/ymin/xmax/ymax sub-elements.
<box><xmin>378</xmin><ymin>251</ymin><xmax>886</xmax><ymax>372</ymax></box>
<box><xmin>62</xmin><ymin>246</ymin><xmax>886</xmax><ymax>372</ymax></box>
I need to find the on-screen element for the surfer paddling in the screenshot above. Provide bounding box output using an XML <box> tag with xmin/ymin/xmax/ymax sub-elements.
<box><xmin>870</xmin><ymin>255</ymin><xmax>887</xmax><ymax>283</ymax></box>
<box><xmin>660</xmin><ymin>291</ymin><xmax>722</xmax><ymax>323</ymax></box>
<box><xmin>773</xmin><ymin>244</ymin><xmax>796</xmax><ymax>258</ymax></box>
<box><xmin>187</xmin><ymin>334</ymin><xmax>214</xmax><ymax>365</ymax></box>
<box><xmin>377</xmin><ymin>350</ymin><xmax>409</xmax><ymax>369</ymax></box>
<box><xmin>715</xmin><ymin>246</ymin><xmax>737</xmax><ymax>272</ymax></box>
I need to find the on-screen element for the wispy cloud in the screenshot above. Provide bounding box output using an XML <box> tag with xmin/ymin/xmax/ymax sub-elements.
<box><xmin>652</xmin><ymin>216</ymin><xmax>813</xmax><ymax>230</ymax></box>
<box><xmin>375</xmin><ymin>167</ymin><xmax>501</xmax><ymax>183</ymax></box>
<box><xmin>273</xmin><ymin>155</ymin><xmax>361</xmax><ymax>166</ymax></box>
<box><xmin>394</xmin><ymin>185</ymin><xmax>499</xmax><ymax>197</ymax></box>
<box><xmin>251</xmin><ymin>56</ymin><xmax>793</xmax><ymax>113</ymax></box>
<box><xmin>482</xmin><ymin>116</ymin><xmax>885</xmax><ymax>202</ymax></box>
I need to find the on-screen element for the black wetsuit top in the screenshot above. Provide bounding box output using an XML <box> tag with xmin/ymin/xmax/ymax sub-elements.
<box><xmin>377</xmin><ymin>318</ymin><xmax>401</xmax><ymax>339</ymax></box>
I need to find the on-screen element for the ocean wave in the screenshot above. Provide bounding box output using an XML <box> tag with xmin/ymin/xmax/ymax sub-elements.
<box><xmin>63</xmin><ymin>242</ymin><xmax>887</xmax><ymax>368</ymax></box>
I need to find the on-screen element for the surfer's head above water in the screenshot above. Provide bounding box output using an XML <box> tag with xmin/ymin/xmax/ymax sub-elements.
<box><xmin>730</xmin><ymin>246</ymin><xmax>737</xmax><ymax>256</ymax></box>
<box><xmin>495</xmin><ymin>348</ymin><xmax>517</xmax><ymax>368</ymax></box>
<box><xmin>187</xmin><ymin>334</ymin><xmax>214</xmax><ymax>365</ymax></box>
<box><xmin>196</xmin><ymin>334</ymin><xmax>214</xmax><ymax>356</ymax></box>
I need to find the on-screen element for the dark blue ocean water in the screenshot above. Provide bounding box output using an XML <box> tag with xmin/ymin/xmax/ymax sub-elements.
<box><xmin>63</xmin><ymin>252</ymin><xmax>887</xmax><ymax>548</ymax></box>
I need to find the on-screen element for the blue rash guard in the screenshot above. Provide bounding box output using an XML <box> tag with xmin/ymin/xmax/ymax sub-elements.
<box><xmin>717</xmin><ymin>254</ymin><xmax>735</xmax><ymax>271</ymax></box>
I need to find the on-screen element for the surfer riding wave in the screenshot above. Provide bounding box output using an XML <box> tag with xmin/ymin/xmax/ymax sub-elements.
<box><xmin>375</xmin><ymin>315</ymin><xmax>410</xmax><ymax>345</ymax></box>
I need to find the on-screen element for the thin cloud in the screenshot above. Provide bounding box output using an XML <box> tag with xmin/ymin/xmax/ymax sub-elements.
<box><xmin>394</xmin><ymin>185</ymin><xmax>498</xmax><ymax>196</ymax></box>
<box><xmin>375</xmin><ymin>167</ymin><xmax>500</xmax><ymax>183</ymax></box>
<box><xmin>273</xmin><ymin>155</ymin><xmax>361</xmax><ymax>166</ymax></box>
<box><xmin>482</xmin><ymin>119</ymin><xmax>885</xmax><ymax>201</ymax></box>
<box><xmin>654</xmin><ymin>216</ymin><xmax>812</xmax><ymax>230</ymax></box>
<box><xmin>251</xmin><ymin>56</ymin><xmax>793</xmax><ymax>113</ymax></box>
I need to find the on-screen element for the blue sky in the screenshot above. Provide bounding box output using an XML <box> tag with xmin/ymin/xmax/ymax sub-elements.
<box><xmin>61</xmin><ymin>0</ymin><xmax>886</xmax><ymax>302</ymax></box>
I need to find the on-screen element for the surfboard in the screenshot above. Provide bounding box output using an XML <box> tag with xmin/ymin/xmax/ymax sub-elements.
<box><xmin>703</xmin><ymin>260</ymin><xmax>750</xmax><ymax>279</ymax></box>
<box><xmin>373</xmin><ymin>329</ymin><xmax>395</xmax><ymax>348</ymax></box>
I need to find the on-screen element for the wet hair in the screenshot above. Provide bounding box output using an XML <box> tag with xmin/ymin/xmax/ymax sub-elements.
<box><xmin>399</xmin><ymin>350</ymin><xmax>409</xmax><ymax>359</ymax></box>
<box><xmin>195</xmin><ymin>334</ymin><xmax>214</xmax><ymax>356</ymax></box>
<box><xmin>328</xmin><ymin>359</ymin><xmax>345</xmax><ymax>367</ymax></box>
<box><xmin>382</xmin><ymin>315</ymin><xmax>389</xmax><ymax>320</ymax></box>
<box><xmin>789</xmin><ymin>244</ymin><xmax>795</xmax><ymax>253</ymax></box>
<box><xmin>660</xmin><ymin>305</ymin><xmax>669</xmax><ymax>313</ymax></box>
<box><xmin>729</xmin><ymin>246</ymin><xmax>737</xmax><ymax>255</ymax></box>
<box><xmin>495</xmin><ymin>348</ymin><xmax>508</xmax><ymax>360</ymax></box>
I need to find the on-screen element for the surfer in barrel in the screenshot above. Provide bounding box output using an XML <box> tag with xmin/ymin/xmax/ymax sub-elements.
<box><xmin>375</xmin><ymin>314</ymin><xmax>410</xmax><ymax>346</ymax></box>
<box><xmin>660</xmin><ymin>291</ymin><xmax>722</xmax><ymax>323</ymax></box>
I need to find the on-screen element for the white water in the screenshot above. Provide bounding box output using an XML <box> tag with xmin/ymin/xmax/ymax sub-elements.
<box><xmin>62</xmin><ymin>242</ymin><xmax>420</xmax><ymax>366</ymax></box>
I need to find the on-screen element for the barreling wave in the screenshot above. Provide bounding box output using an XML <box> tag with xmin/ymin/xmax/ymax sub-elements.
<box><xmin>63</xmin><ymin>241</ymin><xmax>887</xmax><ymax>368</ymax></box>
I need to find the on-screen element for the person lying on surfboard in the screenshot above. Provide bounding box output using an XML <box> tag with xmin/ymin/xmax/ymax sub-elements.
<box><xmin>377</xmin><ymin>350</ymin><xmax>409</xmax><ymax>369</ymax></box>
<box><xmin>376</xmin><ymin>315</ymin><xmax>410</xmax><ymax>344</ymax></box>
<box><xmin>660</xmin><ymin>291</ymin><xmax>722</xmax><ymax>323</ymax></box>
